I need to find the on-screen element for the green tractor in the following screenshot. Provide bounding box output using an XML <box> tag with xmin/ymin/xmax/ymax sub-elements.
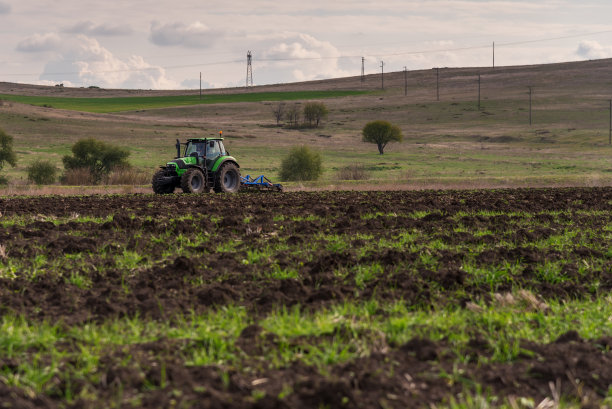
<box><xmin>152</xmin><ymin>134</ymin><xmax>241</xmax><ymax>194</ymax></box>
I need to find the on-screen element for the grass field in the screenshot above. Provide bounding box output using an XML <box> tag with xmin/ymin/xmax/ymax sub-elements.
<box><xmin>1</xmin><ymin>59</ymin><xmax>612</xmax><ymax>191</ymax></box>
<box><xmin>0</xmin><ymin>90</ymin><xmax>367</xmax><ymax>113</ymax></box>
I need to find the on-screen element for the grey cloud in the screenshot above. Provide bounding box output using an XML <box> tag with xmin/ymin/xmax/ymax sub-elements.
<box><xmin>577</xmin><ymin>40</ymin><xmax>611</xmax><ymax>60</ymax></box>
<box><xmin>64</xmin><ymin>21</ymin><xmax>133</xmax><ymax>36</ymax></box>
<box><xmin>16</xmin><ymin>33</ymin><xmax>62</xmax><ymax>52</ymax></box>
<box><xmin>149</xmin><ymin>21</ymin><xmax>222</xmax><ymax>48</ymax></box>
<box><xmin>0</xmin><ymin>2</ymin><xmax>11</xmax><ymax>14</ymax></box>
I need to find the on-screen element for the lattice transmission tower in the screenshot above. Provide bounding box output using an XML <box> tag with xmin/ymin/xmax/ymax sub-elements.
<box><xmin>246</xmin><ymin>51</ymin><xmax>253</xmax><ymax>87</ymax></box>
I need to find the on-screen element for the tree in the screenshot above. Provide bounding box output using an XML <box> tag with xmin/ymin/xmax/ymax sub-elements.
<box><xmin>303</xmin><ymin>102</ymin><xmax>329</xmax><ymax>128</ymax></box>
<box><xmin>272</xmin><ymin>102</ymin><xmax>285</xmax><ymax>126</ymax></box>
<box><xmin>62</xmin><ymin>138</ymin><xmax>130</xmax><ymax>184</ymax></box>
<box><xmin>0</xmin><ymin>128</ymin><xmax>17</xmax><ymax>184</ymax></box>
<box><xmin>361</xmin><ymin>120</ymin><xmax>403</xmax><ymax>154</ymax></box>
<box><xmin>27</xmin><ymin>161</ymin><xmax>58</xmax><ymax>185</ymax></box>
<box><xmin>285</xmin><ymin>104</ymin><xmax>301</xmax><ymax>128</ymax></box>
<box><xmin>279</xmin><ymin>145</ymin><xmax>323</xmax><ymax>181</ymax></box>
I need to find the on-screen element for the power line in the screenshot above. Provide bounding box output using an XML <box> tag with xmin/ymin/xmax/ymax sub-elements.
<box><xmin>2</xmin><ymin>29</ymin><xmax>612</xmax><ymax>79</ymax></box>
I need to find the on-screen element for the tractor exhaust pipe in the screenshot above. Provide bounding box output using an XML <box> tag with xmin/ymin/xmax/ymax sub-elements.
<box><xmin>175</xmin><ymin>139</ymin><xmax>181</xmax><ymax>158</ymax></box>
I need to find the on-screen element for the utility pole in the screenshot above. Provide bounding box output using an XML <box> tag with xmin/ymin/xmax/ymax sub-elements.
<box><xmin>528</xmin><ymin>86</ymin><xmax>533</xmax><ymax>125</ymax></box>
<box><xmin>361</xmin><ymin>57</ymin><xmax>365</xmax><ymax>83</ymax></box>
<box><xmin>478</xmin><ymin>73</ymin><xmax>481</xmax><ymax>111</ymax></box>
<box><xmin>246</xmin><ymin>51</ymin><xmax>253</xmax><ymax>88</ymax></box>
<box><xmin>380</xmin><ymin>61</ymin><xmax>385</xmax><ymax>90</ymax></box>
<box><xmin>436</xmin><ymin>68</ymin><xmax>440</xmax><ymax>101</ymax></box>
<box><xmin>609</xmin><ymin>99</ymin><xmax>611</xmax><ymax>145</ymax></box>
<box><xmin>492</xmin><ymin>41</ymin><xmax>495</xmax><ymax>69</ymax></box>
<box><xmin>199</xmin><ymin>72</ymin><xmax>202</xmax><ymax>100</ymax></box>
<box><xmin>404</xmin><ymin>66</ymin><xmax>407</xmax><ymax>96</ymax></box>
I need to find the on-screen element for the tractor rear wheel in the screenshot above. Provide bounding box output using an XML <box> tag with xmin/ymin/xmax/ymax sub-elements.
<box><xmin>181</xmin><ymin>168</ymin><xmax>207</xmax><ymax>193</ymax></box>
<box><xmin>214</xmin><ymin>162</ymin><xmax>241</xmax><ymax>193</ymax></box>
<box><xmin>152</xmin><ymin>169</ymin><xmax>175</xmax><ymax>194</ymax></box>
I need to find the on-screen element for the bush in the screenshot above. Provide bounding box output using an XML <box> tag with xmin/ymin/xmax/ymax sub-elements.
<box><xmin>27</xmin><ymin>161</ymin><xmax>58</xmax><ymax>185</ymax></box>
<box><xmin>105</xmin><ymin>166</ymin><xmax>151</xmax><ymax>185</ymax></box>
<box><xmin>0</xmin><ymin>128</ymin><xmax>17</xmax><ymax>181</ymax></box>
<box><xmin>336</xmin><ymin>164</ymin><xmax>369</xmax><ymax>181</ymax></box>
<box><xmin>279</xmin><ymin>146</ymin><xmax>323</xmax><ymax>181</ymax></box>
<box><xmin>62</xmin><ymin>138</ymin><xmax>130</xmax><ymax>184</ymax></box>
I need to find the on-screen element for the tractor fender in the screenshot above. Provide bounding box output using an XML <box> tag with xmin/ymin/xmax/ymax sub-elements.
<box><xmin>211</xmin><ymin>156</ymin><xmax>239</xmax><ymax>173</ymax></box>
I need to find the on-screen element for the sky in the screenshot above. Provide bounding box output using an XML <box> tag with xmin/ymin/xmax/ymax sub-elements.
<box><xmin>1</xmin><ymin>0</ymin><xmax>612</xmax><ymax>90</ymax></box>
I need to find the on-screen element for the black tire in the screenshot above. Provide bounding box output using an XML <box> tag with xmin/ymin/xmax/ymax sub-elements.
<box><xmin>214</xmin><ymin>162</ymin><xmax>241</xmax><ymax>193</ymax></box>
<box><xmin>181</xmin><ymin>168</ymin><xmax>207</xmax><ymax>193</ymax></box>
<box><xmin>152</xmin><ymin>169</ymin><xmax>175</xmax><ymax>194</ymax></box>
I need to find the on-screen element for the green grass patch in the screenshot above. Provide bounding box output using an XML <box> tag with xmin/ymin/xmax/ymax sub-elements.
<box><xmin>0</xmin><ymin>90</ymin><xmax>368</xmax><ymax>113</ymax></box>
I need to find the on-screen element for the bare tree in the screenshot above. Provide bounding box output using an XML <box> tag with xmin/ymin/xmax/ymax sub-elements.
<box><xmin>285</xmin><ymin>104</ymin><xmax>301</xmax><ymax>128</ymax></box>
<box><xmin>272</xmin><ymin>102</ymin><xmax>285</xmax><ymax>126</ymax></box>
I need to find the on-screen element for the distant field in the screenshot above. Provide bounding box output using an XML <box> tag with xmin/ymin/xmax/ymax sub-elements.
<box><xmin>1</xmin><ymin>59</ymin><xmax>612</xmax><ymax>190</ymax></box>
<box><xmin>0</xmin><ymin>90</ymin><xmax>368</xmax><ymax>113</ymax></box>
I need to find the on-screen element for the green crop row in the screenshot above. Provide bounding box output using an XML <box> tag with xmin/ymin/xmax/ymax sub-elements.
<box><xmin>1</xmin><ymin>296</ymin><xmax>611</xmax><ymax>403</ymax></box>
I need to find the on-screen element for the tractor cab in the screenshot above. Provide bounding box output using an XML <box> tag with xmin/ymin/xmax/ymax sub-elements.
<box><xmin>182</xmin><ymin>138</ymin><xmax>227</xmax><ymax>170</ymax></box>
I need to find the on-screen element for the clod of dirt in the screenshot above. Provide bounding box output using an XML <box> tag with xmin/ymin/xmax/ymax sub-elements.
<box><xmin>401</xmin><ymin>338</ymin><xmax>439</xmax><ymax>361</ymax></box>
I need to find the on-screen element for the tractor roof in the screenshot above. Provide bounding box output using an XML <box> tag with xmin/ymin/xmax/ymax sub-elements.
<box><xmin>187</xmin><ymin>137</ymin><xmax>224</xmax><ymax>142</ymax></box>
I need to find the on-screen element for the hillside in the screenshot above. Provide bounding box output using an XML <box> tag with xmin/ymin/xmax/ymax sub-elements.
<box><xmin>1</xmin><ymin>58</ymin><xmax>612</xmax><ymax>191</ymax></box>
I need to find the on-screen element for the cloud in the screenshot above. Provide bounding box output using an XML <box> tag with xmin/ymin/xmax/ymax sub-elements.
<box><xmin>576</xmin><ymin>40</ymin><xmax>612</xmax><ymax>60</ymax></box>
<box><xmin>63</xmin><ymin>21</ymin><xmax>133</xmax><ymax>36</ymax></box>
<box><xmin>39</xmin><ymin>35</ymin><xmax>178</xmax><ymax>89</ymax></box>
<box><xmin>149</xmin><ymin>21</ymin><xmax>224</xmax><ymax>48</ymax></box>
<box><xmin>16</xmin><ymin>33</ymin><xmax>62</xmax><ymax>52</ymax></box>
<box><xmin>0</xmin><ymin>2</ymin><xmax>10</xmax><ymax>14</ymax></box>
<box><xmin>257</xmin><ymin>33</ymin><xmax>352</xmax><ymax>83</ymax></box>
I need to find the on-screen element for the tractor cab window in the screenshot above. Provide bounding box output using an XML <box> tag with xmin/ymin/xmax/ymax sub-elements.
<box><xmin>206</xmin><ymin>141</ymin><xmax>221</xmax><ymax>160</ymax></box>
<box><xmin>185</xmin><ymin>142</ymin><xmax>205</xmax><ymax>157</ymax></box>
<box><xmin>218</xmin><ymin>141</ymin><xmax>226</xmax><ymax>156</ymax></box>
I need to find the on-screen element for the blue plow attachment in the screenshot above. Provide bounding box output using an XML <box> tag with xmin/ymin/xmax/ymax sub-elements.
<box><xmin>240</xmin><ymin>175</ymin><xmax>283</xmax><ymax>192</ymax></box>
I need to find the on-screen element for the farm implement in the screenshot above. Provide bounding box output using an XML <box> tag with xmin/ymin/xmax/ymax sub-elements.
<box><xmin>152</xmin><ymin>133</ymin><xmax>282</xmax><ymax>194</ymax></box>
<box><xmin>240</xmin><ymin>174</ymin><xmax>283</xmax><ymax>192</ymax></box>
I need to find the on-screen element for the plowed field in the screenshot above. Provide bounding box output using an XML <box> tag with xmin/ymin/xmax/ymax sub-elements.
<box><xmin>1</xmin><ymin>188</ymin><xmax>611</xmax><ymax>408</ymax></box>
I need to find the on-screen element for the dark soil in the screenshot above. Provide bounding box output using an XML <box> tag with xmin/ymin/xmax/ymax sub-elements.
<box><xmin>1</xmin><ymin>187</ymin><xmax>611</xmax><ymax>408</ymax></box>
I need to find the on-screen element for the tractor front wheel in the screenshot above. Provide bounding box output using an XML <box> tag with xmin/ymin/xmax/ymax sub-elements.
<box><xmin>181</xmin><ymin>168</ymin><xmax>207</xmax><ymax>193</ymax></box>
<box><xmin>214</xmin><ymin>162</ymin><xmax>241</xmax><ymax>193</ymax></box>
<box><xmin>152</xmin><ymin>169</ymin><xmax>175</xmax><ymax>194</ymax></box>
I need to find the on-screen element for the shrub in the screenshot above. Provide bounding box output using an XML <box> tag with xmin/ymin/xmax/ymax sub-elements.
<box><xmin>105</xmin><ymin>166</ymin><xmax>151</xmax><ymax>185</ymax></box>
<box><xmin>279</xmin><ymin>146</ymin><xmax>323</xmax><ymax>181</ymax></box>
<box><xmin>0</xmin><ymin>128</ymin><xmax>17</xmax><ymax>179</ymax></box>
<box><xmin>336</xmin><ymin>164</ymin><xmax>369</xmax><ymax>181</ymax></box>
<box><xmin>62</xmin><ymin>138</ymin><xmax>130</xmax><ymax>184</ymax></box>
<box><xmin>27</xmin><ymin>161</ymin><xmax>58</xmax><ymax>185</ymax></box>
<box><xmin>61</xmin><ymin>168</ymin><xmax>95</xmax><ymax>185</ymax></box>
